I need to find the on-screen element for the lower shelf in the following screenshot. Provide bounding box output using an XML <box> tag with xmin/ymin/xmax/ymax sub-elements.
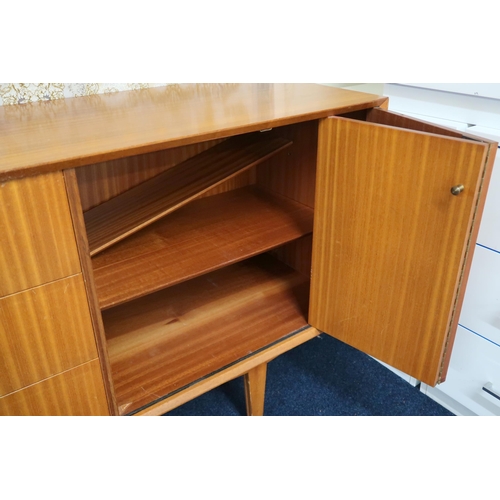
<box><xmin>103</xmin><ymin>253</ymin><xmax>310</xmax><ymax>415</ymax></box>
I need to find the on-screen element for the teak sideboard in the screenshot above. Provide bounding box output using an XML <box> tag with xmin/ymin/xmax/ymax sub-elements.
<box><xmin>0</xmin><ymin>84</ymin><xmax>497</xmax><ymax>416</ymax></box>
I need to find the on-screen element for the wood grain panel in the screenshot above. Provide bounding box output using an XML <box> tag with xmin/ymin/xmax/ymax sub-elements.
<box><xmin>0</xmin><ymin>360</ymin><xmax>109</xmax><ymax>416</ymax></box>
<box><xmin>256</xmin><ymin>121</ymin><xmax>318</xmax><ymax>208</ymax></box>
<box><xmin>0</xmin><ymin>172</ymin><xmax>81</xmax><ymax>297</ymax></box>
<box><xmin>0</xmin><ymin>84</ymin><xmax>387</xmax><ymax>181</ymax></box>
<box><xmin>257</xmin><ymin>123</ymin><xmax>317</xmax><ymax>277</ymax></box>
<box><xmin>103</xmin><ymin>254</ymin><xmax>310</xmax><ymax>415</ymax></box>
<box><xmin>198</xmin><ymin>168</ymin><xmax>256</xmax><ymax>198</ymax></box>
<box><xmin>0</xmin><ymin>275</ymin><xmax>98</xmax><ymax>396</ymax></box>
<box><xmin>92</xmin><ymin>187</ymin><xmax>314</xmax><ymax>310</ymax></box>
<box><xmin>84</xmin><ymin>135</ymin><xmax>292</xmax><ymax>255</ymax></box>
<box><xmin>309</xmin><ymin>117</ymin><xmax>489</xmax><ymax>386</ymax></box>
<box><xmin>135</xmin><ymin>327</ymin><xmax>319</xmax><ymax>416</ymax></box>
<box><xmin>63</xmin><ymin>169</ymin><xmax>119</xmax><ymax>415</ymax></box>
<box><xmin>366</xmin><ymin>108</ymin><xmax>466</xmax><ymax>138</ymax></box>
<box><xmin>76</xmin><ymin>139</ymin><xmax>223</xmax><ymax>211</ymax></box>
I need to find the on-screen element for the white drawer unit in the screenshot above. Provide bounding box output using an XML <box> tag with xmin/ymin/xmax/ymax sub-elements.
<box><xmin>422</xmin><ymin>150</ymin><xmax>500</xmax><ymax>416</ymax></box>
<box><xmin>421</xmin><ymin>326</ymin><xmax>500</xmax><ymax>416</ymax></box>
<box><xmin>383</xmin><ymin>84</ymin><xmax>500</xmax><ymax>416</ymax></box>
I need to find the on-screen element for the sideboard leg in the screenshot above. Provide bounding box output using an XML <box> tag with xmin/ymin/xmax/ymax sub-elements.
<box><xmin>244</xmin><ymin>363</ymin><xmax>268</xmax><ymax>416</ymax></box>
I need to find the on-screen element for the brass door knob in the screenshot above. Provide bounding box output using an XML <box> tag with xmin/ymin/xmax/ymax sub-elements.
<box><xmin>451</xmin><ymin>185</ymin><xmax>464</xmax><ymax>196</ymax></box>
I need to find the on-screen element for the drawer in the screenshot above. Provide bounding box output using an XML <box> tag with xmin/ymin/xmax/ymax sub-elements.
<box><xmin>458</xmin><ymin>244</ymin><xmax>500</xmax><ymax>346</ymax></box>
<box><xmin>421</xmin><ymin>325</ymin><xmax>500</xmax><ymax>416</ymax></box>
<box><xmin>0</xmin><ymin>275</ymin><xmax>98</xmax><ymax>396</ymax></box>
<box><xmin>0</xmin><ymin>360</ymin><xmax>109</xmax><ymax>416</ymax></box>
<box><xmin>477</xmin><ymin>149</ymin><xmax>500</xmax><ymax>252</ymax></box>
<box><xmin>0</xmin><ymin>171</ymin><xmax>81</xmax><ymax>297</ymax></box>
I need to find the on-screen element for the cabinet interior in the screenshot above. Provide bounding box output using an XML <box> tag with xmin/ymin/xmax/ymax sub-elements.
<box><xmin>74</xmin><ymin>120</ymin><xmax>319</xmax><ymax>415</ymax></box>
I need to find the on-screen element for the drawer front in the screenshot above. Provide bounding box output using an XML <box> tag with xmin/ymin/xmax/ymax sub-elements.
<box><xmin>0</xmin><ymin>171</ymin><xmax>81</xmax><ymax>297</ymax></box>
<box><xmin>422</xmin><ymin>325</ymin><xmax>500</xmax><ymax>416</ymax></box>
<box><xmin>0</xmin><ymin>275</ymin><xmax>98</xmax><ymax>396</ymax></box>
<box><xmin>0</xmin><ymin>360</ymin><xmax>109</xmax><ymax>416</ymax></box>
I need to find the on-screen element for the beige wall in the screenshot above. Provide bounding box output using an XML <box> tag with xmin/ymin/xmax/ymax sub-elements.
<box><xmin>0</xmin><ymin>83</ymin><xmax>385</xmax><ymax>107</ymax></box>
<box><xmin>0</xmin><ymin>83</ymin><xmax>172</xmax><ymax>106</ymax></box>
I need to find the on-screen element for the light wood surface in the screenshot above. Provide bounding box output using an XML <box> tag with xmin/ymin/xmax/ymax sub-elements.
<box><xmin>63</xmin><ymin>169</ymin><xmax>119</xmax><ymax>415</ymax></box>
<box><xmin>92</xmin><ymin>187</ymin><xmax>314</xmax><ymax>310</ymax></box>
<box><xmin>0</xmin><ymin>360</ymin><xmax>109</xmax><ymax>416</ymax></box>
<box><xmin>0</xmin><ymin>84</ymin><xmax>386</xmax><ymax>181</ymax></box>
<box><xmin>103</xmin><ymin>254</ymin><xmax>310</xmax><ymax>415</ymax></box>
<box><xmin>0</xmin><ymin>172</ymin><xmax>81</xmax><ymax>297</ymax></box>
<box><xmin>85</xmin><ymin>134</ymin><xmax>292</xmax><ymax>255</ymax></box>
<box><xmin>309</xmin><ymin>116</ymin><xmax>489</xmax><ymax>386</ymax></box>
<box><xmin>3</xmin><ymin>84</ymin><xmax>492</xmax><ymax>416</ymax></box>
<box><xmin>135</xmin><ymin>327</ymin><xmax>320</xmax><ymax>416</ymax></box>
<box><xmin>0</xmin><ymin>275</ymin><xmax>98</xmax><ymax>396</ymax></box>
<box><xmin>76</xmin><ymin>139</ymin><xmax>223</xmax><ymax>211</ymax></box>
<box><xmin>244</xmin><ymin>364</ymin><xmax>268</xmax><ymax>416</ymax></box>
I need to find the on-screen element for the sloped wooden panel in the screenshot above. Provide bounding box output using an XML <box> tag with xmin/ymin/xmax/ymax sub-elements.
<box><xmin>84</xmin><ymin>135</ymin><xmax>292</xmax><ymax>255</ymax></box>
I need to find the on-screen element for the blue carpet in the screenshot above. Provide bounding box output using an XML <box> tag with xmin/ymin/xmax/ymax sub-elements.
<box><xmin>165</xmin><ymin>333</ymin><xmax>453</xmax><ymax>416</ymax></box>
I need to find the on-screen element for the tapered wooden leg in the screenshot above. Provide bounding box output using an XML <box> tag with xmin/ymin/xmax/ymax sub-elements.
<box><xmin>244</xmin><ymin>363</ymin><xmax>267</xmax><ymax>416</ymax></box>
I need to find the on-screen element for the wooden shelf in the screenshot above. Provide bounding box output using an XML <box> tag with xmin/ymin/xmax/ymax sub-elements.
<box><xmin>92</xmin><ymin>186</ymin><xmax>314</xmax><ymax>310</ymax></box>
<box><xmin>84</xmin><ymin>134</ymin><xmax>293</xmax><ymax>256</ymax></box>
<box><xmin>102</xmin><ymin>254</ymin><xmax>310</xmax><ymax>415</ymax></box>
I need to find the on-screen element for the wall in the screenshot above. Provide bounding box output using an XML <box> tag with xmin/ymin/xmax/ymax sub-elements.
<box><xmin>0</xmin><ymin>83</ymin><xmax>172</xmax><ymax>106</ymax></box>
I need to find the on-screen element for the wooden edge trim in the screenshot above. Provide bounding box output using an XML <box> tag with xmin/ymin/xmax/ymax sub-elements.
<box><xmin>133</xmin><ymin>326</ymin><xmax>320</xmax><ymax>416</ymax></box>
<box><xmin>63</xmin><ymin>169</ymin><xmax>119</xmax><ymax>415</ymax></box>
<box><xmin>378</xmin><ymin>98</ymin><xmax>389</xmax><ymax>110</ymax></box>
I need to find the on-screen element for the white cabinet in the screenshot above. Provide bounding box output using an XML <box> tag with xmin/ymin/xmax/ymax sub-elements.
<box><xmin>382</xmin><ymin>83</ymin><xmax>500</xmax><ymax>415</ymax></box>
<box><xmin>420</xmin><ymin>325</ymin><xmax>500</xmax><ymax>416</ymax></box>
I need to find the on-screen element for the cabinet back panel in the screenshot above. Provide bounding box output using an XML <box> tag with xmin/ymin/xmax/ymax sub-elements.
<box><xmin>256</xmin><ymin>121</ymin><xmax>318</xmax><ymax>209</ymax></box>
<box><xmin>256</xmin><ymin>121</ymin><xmax>317</xmax><ymax>274</ymax></box>
<box><xmin>76</xmin><ymin>139</ymin><xmax>224</xmax><ymax>212</ymax></box>
<box><xmin>268</xmin><ymin>236</ymin><xmax>313</xmax><ymax>278</ymax></box>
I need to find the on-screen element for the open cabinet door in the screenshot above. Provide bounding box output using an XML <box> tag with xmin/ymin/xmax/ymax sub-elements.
<box><xmin>309</xmin><ymin>111</ymin><xmax>496</xmax><ymax>386</ymax></box>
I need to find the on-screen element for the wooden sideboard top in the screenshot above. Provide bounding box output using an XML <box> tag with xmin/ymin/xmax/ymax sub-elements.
<box><xmin>0</xmin><ymin>83</ymin><xmax>387</xmax><ymax>181</ymax></box>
